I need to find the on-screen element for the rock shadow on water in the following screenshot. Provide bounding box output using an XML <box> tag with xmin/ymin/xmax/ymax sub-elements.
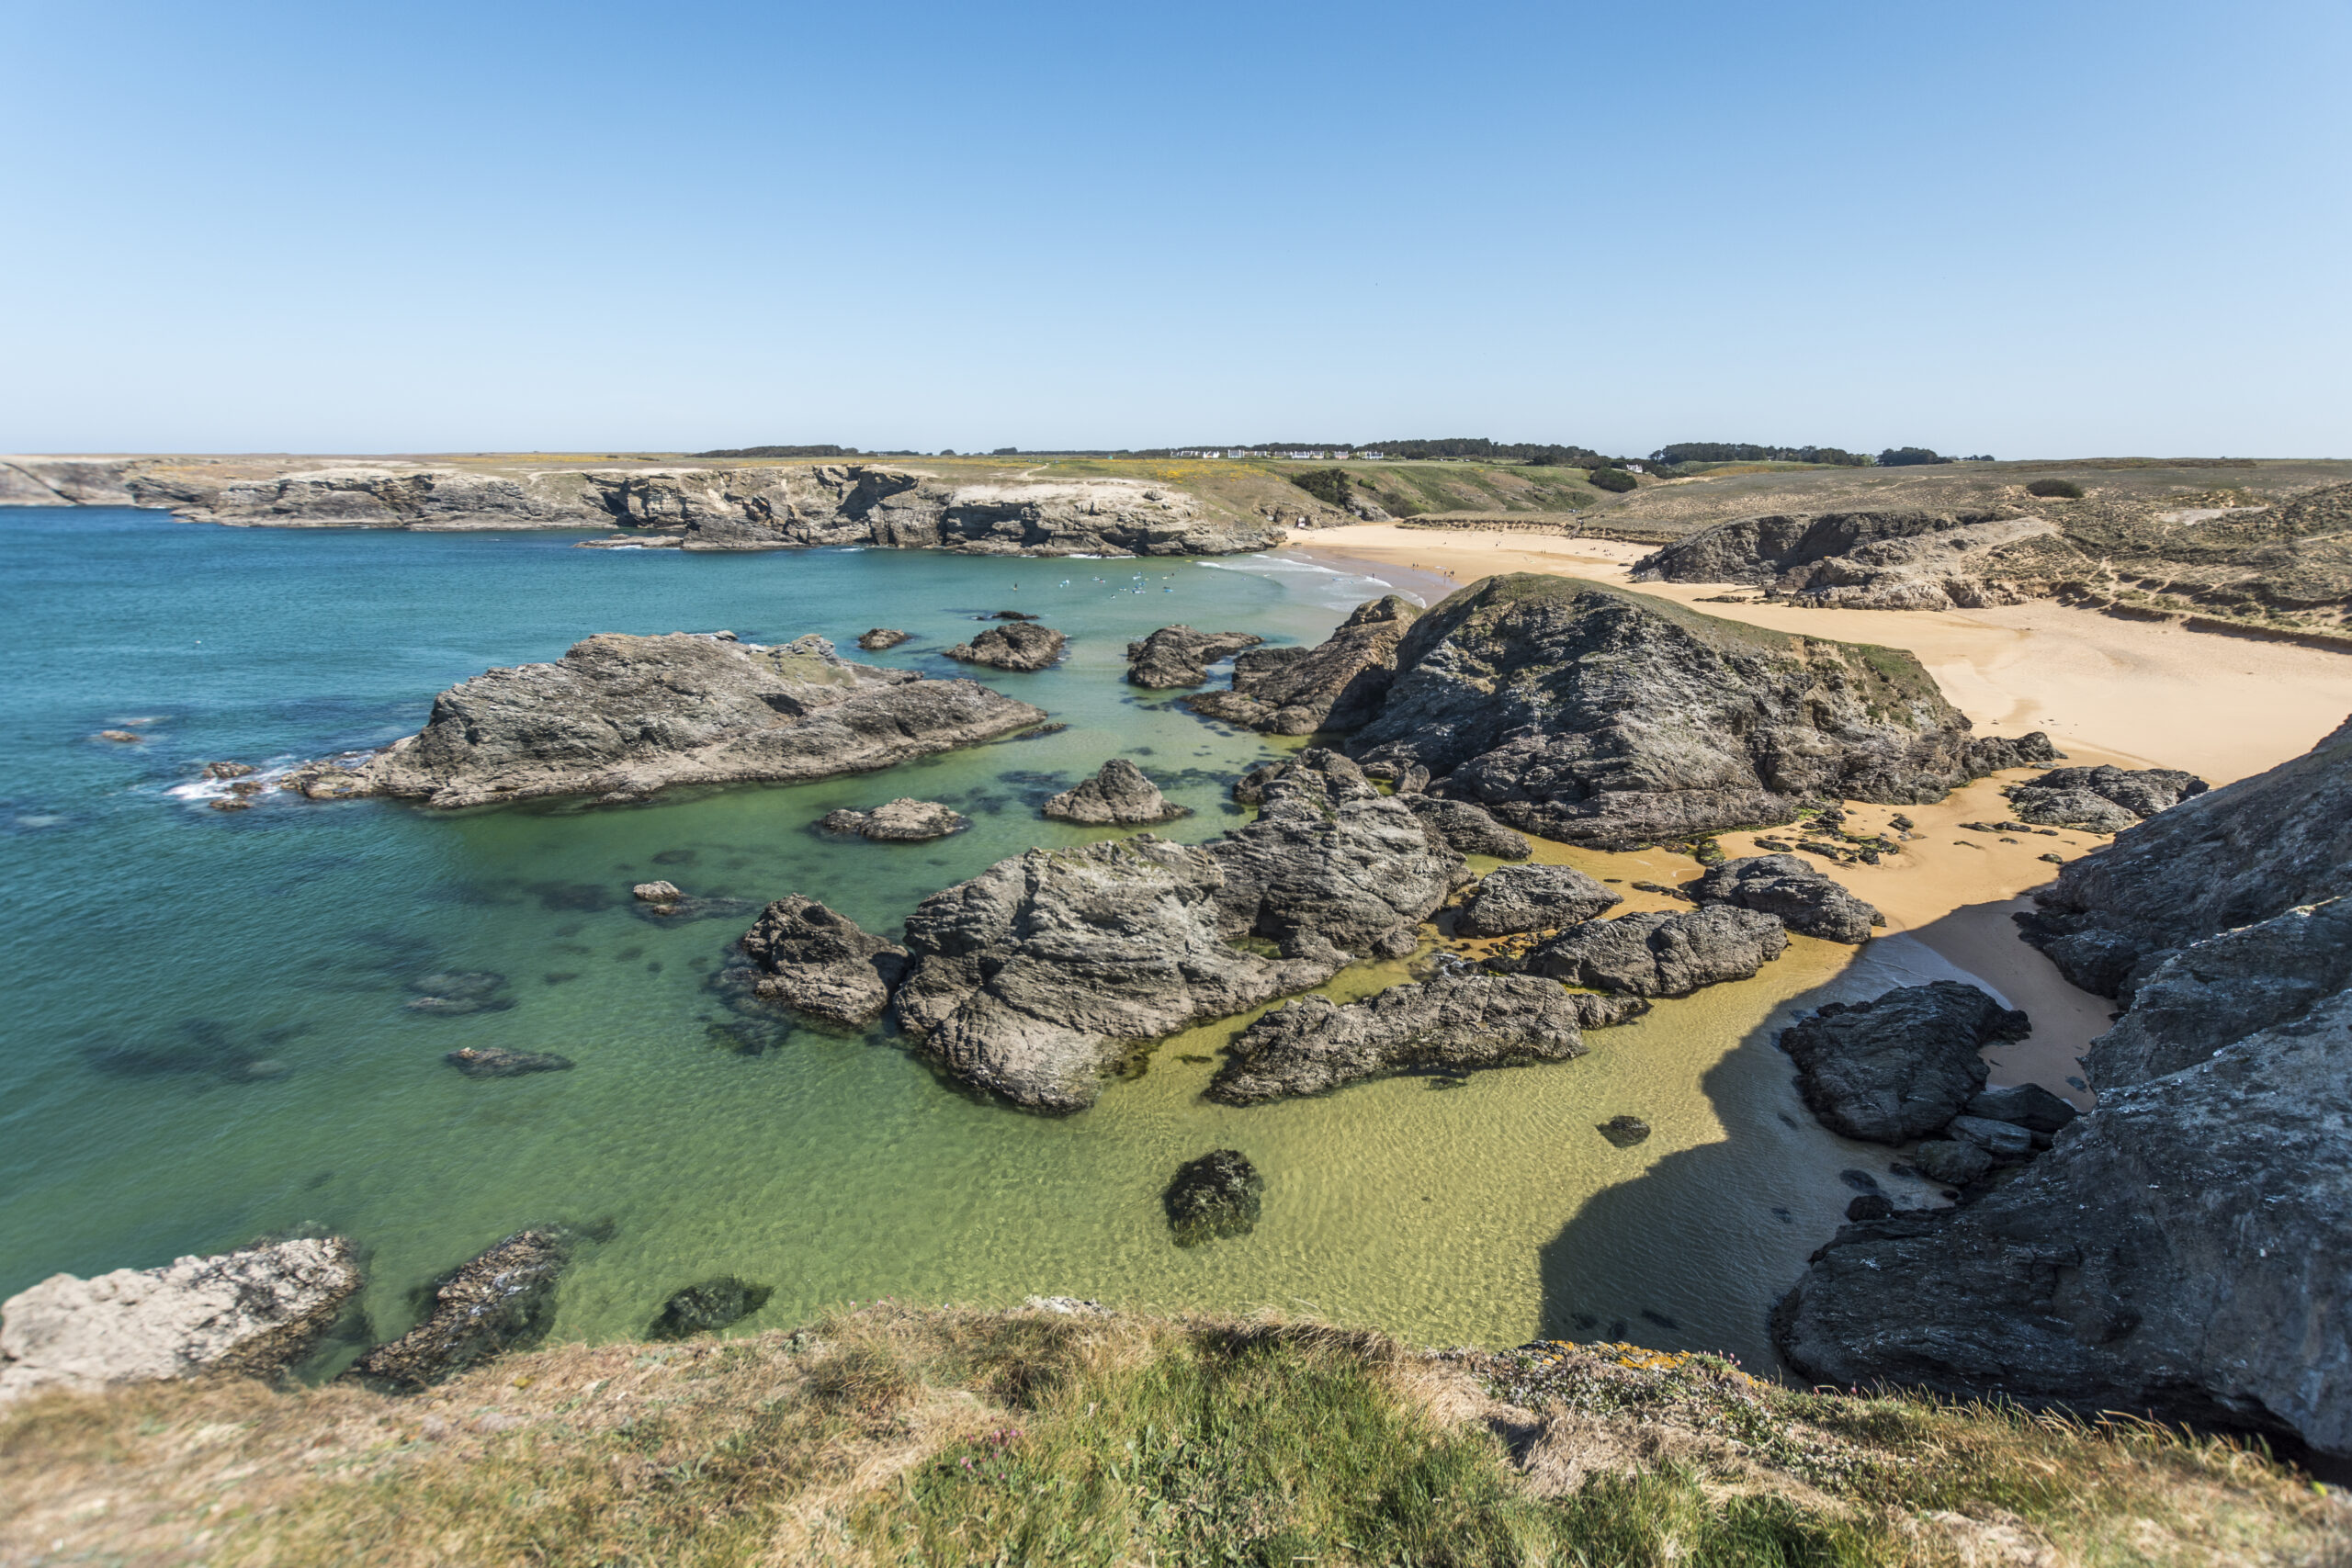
<box><xmin>1532</xmin><ymin>962</ymin><xmax>1959</xmax><ymax>1372</ymax></box>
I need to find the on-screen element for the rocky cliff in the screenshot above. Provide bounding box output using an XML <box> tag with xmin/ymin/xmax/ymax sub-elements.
<box><xmin>1340</xmin><ymin>575</ymin><xmax>2055</xmax><ymax>848</ymax></box>
<box><xmin>1631</xmin><ymin>510</ymin><xmax>2086</xmax><ymax>610</ymax></box>
<box><xmin>2</xmin><ymin>457</ymin><xmax>1284</xmax><ymax>558</ymax></box>
<box><xmin>1772</xmin><ymin>717</ymin><xmax>2352</xmax><ymax>1460</ymax></box>
<box><xmin>289</xmin><ymin>632</ymin><xmax>1046</xmax><ymax>808</ymax></box>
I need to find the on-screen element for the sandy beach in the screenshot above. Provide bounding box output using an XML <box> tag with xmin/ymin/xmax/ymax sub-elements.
<box><xmin>1285</xmin><ymin>521</ymin><xmax>2352</xmax><ymax>1099</ymax></box>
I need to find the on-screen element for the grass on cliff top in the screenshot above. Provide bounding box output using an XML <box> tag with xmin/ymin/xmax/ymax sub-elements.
<box><xmin>3</xmin><ymin>1305</ymin><xmax>2340</xmax><ymax>1567</ymax></box>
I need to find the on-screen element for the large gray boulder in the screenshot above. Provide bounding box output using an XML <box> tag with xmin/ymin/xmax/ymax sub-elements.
<box><xmin>738</xmin><ymin>895</ymin><xmax>910</xmax><ymax>1026</ymax></box>
<box><xmin>1125</xmin><ymin>626</ymin><xmax>1264</xmax><ymax>688</ymax></box>
<box><xmin>1396</xmin><ymin>795</ymin><xmax>1532</xmax><ymax>859</ymax></box>
<box><xmin>1207</xmin><ymin>973</ymin><xmax>1588</xmax><ymax>1103</ymax></box>
<box><xmin>1186</xmin><ymin>595</ymin><xmax>1420</xmax><ymax>735</ymax></box>
<box><xmin>892</xmin><ymin>756</ymin><xmax>1464</xmax><ymax>1112</ymax></box>
<box><xmin>1774</xmin><ymin>988</ymin><xmax>2352</xmax><ymax>1459</ymax></box>
<box><xmin>1690</xmin><ymin>854</ymin><xmax>1884</xmax><ymax>943</ymax></box>
<box><xmin>2005</xmin><ymin>765</ymin><xmax>2207</xmax><ymax>832</ymax></box>
<box><xmin>1341</xmin><ymin>576</ymin><xmax>2056</xmax><ymax>849</ymax></box>
<box><xmin>1456</xmin><ymin>863</ymin><xmax>1621</xmax><ymax>938</ymax></box>
<box><xmin>1519</xmin><ymin>905</ymin><xmax>1788</xmax><ymax>997</ymax></box>
<box><xmin>345</xmin><ymin>1230</ymin><xmax>571</xmax><ymax>1391</ymax></box>
<box><xmin>1042</xmin><ymin>759</ymin><xmax>1189</xmax><ymax>825</ymax></box>
<box><xmin>2016</xmin><ymin>716</ymin><xmax>2352</xmax><ymax>996</ymax></box>
<box><xmin>0</xmin><ymin>1238</ymin><xmax>362</xmax><ymax>1402</ymax></box>
<box><xmin>286</xmin><ymin>633</ymin><xmax>1046</xmax><ymax>809</ymax></box>
<box><xmin>1776</xmin><ymin>981</ymin><xmax>2030</xmax><ymax>1144</ymax></box>
<box><xmin>944</xmin><ymin>622</ymin><xmax>1067</xmax><ymax>671</ymax></box>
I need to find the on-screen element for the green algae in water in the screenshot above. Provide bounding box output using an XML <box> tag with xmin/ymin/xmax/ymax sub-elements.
<box><xmin>0</xmin><ymin>512</ymin><xmax>1993</xmax><ymax>1371</ymax></box>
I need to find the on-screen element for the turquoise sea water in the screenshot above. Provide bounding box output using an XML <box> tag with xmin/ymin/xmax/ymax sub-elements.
<box><xmin>0</xmin><ymin>508</ymin><xmax>1978</xmax><ymax>1371</ymax></box>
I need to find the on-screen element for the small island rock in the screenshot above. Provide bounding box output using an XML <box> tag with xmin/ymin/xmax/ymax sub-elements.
<box><xmin>944</xmin><ymin>622</ymin><xmax>1067</xmax><ymax>671</ymax></box>
<box><xmin>855</xmin><ymin>628</ymin><xmax>911</xmax><ymax>650</ymax></box>
<box><xmin>1597</xmin><ymin>1114</ymin><xmax>1652</xmax><ymax>1147</ymax></box>
<box><xmin>1163</xmin><ymin>1151</ymin><xmax>1264</xmax><ymax>1247</ymax></box>
<box><xmin>738</xmin><ymin>896</ymin><xmax>910</xmax><ymax>1027</ymax></box>
<box><xmin>821</xmin><ymin>799</ymin><xmax>970</xmax><ymax>841</ymax></box>
<box><xmin>1042</xmin><ymin>759</ymin><xmax>1189</xmax><ymax>826</ymax></box>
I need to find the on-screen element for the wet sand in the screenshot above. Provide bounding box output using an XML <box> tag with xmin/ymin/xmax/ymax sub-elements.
<box><xmin>1286</xmin><ymin>521</ymin><xmax>2352</xmax><ymax>1100</ymax></box>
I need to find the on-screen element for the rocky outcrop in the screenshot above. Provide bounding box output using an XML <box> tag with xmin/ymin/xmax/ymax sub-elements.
<box><xmin>892</xmin><ymin>758</ymin><xmax>1464</xmax><ymax>1111</ymax></box>
<box><xmin>1396</xmin><ymin>795</ymin><xmax>1532</xmax><ymax>859</ymax></box>
<box><xmin>0</xmin><ymin>1238</ymin><xmax>362</xmax><ymax>1402</ymax></box>
<box><xmin>1690</xmin><ymin>855</ymin><xmax>1883</xmax><ymax>943</ymax></box>
<box><xmin>2083</xmin><ymin>900</ymin><xmax>2352</xmax><ymax>1089</ymax></box>
<box><xmin>1774</xmin><ymin>987</ymin><xmax>2352</xmax><ymax>1458</ymax></box>
<box><xmin>944</xmin><ymin>623</ymin><xmax>1067</xmax><ymax>671</ymax></box>
<box><xmin>738</xmin><ymin>896</ymin><xmax>910</xmax><ymax>1027</ymax></box>
<box><xmin>1456</xmin><ymin>863</ymin><xmax>1621</xmax><ymax>938</ymax></box>
<box><xmin>288</xmin><ymin>633</ymin><xmax>1046</xmax><ymax>809</ymax></box>
<box><xmin>1125</xmin><ymin>626</ymin><xmax>1264</xmax><ymax>688</ymax></box>
<box><xmin>1341</xmin><ymin>576</ymin><xmax>2056</xmax><ymax>850</ymax></box>
<box><xmin>345</xmin><ymin>1230</ymin><xmax>571</xmax><ymax>1392</ymax></box>
<box><xmin>856</xmin><ymin>628</ymin><xmax>911</xmax><ymax>650</ymax></box>
<box><xmin>2015</xmin><ymin>716</ymin><xmax>2352</xmax><ymax>996</ymax></box>
<box><xmin>1776</xmin><ymin>982</ymin><xmax>2031</xmax><ymax>1144</ymax></box>
<box><xmin>1516</xmin><ymin>906</ymin><xmax>1787</xmax><ymax>997</ymax></box>
<box><xmin>1206</xmin><ymin>973</ymin><xmax>1589</xmax><ymax>1103</ymax></box>
<box><xmin>1163</xmin><ymin>1151</ymin><xmax>1263</xmax><ymax>1247</ymax></box>
<box><xmin>1632</xmin><ymin>510</ymin><xmax>2089</xmax><ymax>611</ymax></box>
<box><xmin>2002</xmin><ymin>764</ymin><xmax>2207</xmax><ymax>833</ymax></box>
<box><xmin>1042</xmin><ymin>759</ymin><xmax>1188</xmax><ymax>825</ymax></box>
<box><xmin>1185</xmin><ymin>595</ymin><xmax>1421</xmax><ymax>735</ymax></box>
<box><xmin>29</xmin><ymin>457</ymin><xmax>1286</xmax><ymax>558</ymax></box>
<box><xmin>648</xmin><ymin>1277</ymin><xmax>774</xmax><ymax>1340</ymax></box>
<box><xmin>820</xmin><ymin>799</ymin><xmax>969</xmax><ymax>841</ymax></box>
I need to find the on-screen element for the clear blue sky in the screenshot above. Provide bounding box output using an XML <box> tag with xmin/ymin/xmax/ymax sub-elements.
<box><xmin>5</xmin><ymin>0</ymin><xmax>2346</xmax><ymax>457</ymax></box>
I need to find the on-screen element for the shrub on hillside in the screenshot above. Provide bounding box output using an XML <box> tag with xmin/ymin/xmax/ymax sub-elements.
<box><xmin>2026</xmin><ymin>478</ymin><xmax>2085</xmax><ymax>499</ymax></box>
<box><xmin>1292</xmin><ymin>468</ymin><xmax>1352</xmax><ymax>509</ymax></box>
<box><xmin>1588</xmin><ymin>467</ymin><xmax>1639</xmax><ymax>493</ymax></box>
<box><xmin>1877</xmin><ymin>447</ymin><xmax>1954</xmax><ymax>467</ymax></box>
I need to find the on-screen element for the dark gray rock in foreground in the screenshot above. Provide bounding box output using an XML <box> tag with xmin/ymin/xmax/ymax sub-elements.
<box><xmin>1340</xmin><ymin>575</ymin><xmax>2055</xmax><ymax>849</ymax></box>
<box><xmin>648</xmin><ymin>1277</ymin><xmax>774</xmax><ymax>1340</ymax></box>
<box><xmin>1519</xmin><ymin>906</ymin><xmax>1788</xmax><ymax>997</ymax></box>
<box><xmin>1042</xmin><ymin>759</ymin><xmax>1189</xmax><ymax>825</ymax></box>
<box><xmin>1206</xmin><ymin>973</ymin><xmax>1587</xmax><ymax>1104</ymax></box>
<box><xmin>892</xmin><ymin>757</ymin><xmax>1464</xmax><ymax>1112</ymax></box>
<box><xmin>1775</xmin><ymin>988</ymin><xmax>2352</xmax><ymax>1459</ymax></box>
<box><xmin>738</xmin><ymin>896</ymin><xmax>910</xmax><ymax>1026</ymax></box>
<box><xmin>1125</xmin><ymin>626</ymin><xmax>1264</xmax><ymax>688</ymax></box>
<box><xmin>2084</xmin><ymin>899</ymin><xmax>2352</xmax><ymax>1089</ymax></box>
<box><xmin>0</xmin><ymin>1238</ymin><xmax>363</xmax><ymax>1402</ymax></box>
<box><xmin>1690</xmin><ymin>854</ymin><xmax>1884</xmax><ymax>943</ymax></box>
<box><xmin>945</xmin><ymin>622</ymin><xmax>1066</xmax><ymax>671</ymax></box>
<box><xmin>1397</xmin><ymin>795</ymin><xmax>1532</xmax><ymax>859</ymax></box>
<box><xmin>285</xmin><ymin>633</ymin><xmax>1046</xmax><ymax>808</ymax></box>
<box><xmin>1456</xmin><ymin>863</ymin><xmax>1621</xmax><ymax>937</ymax></box>
<box><xmin>1962</xmin><ymin>1083</ymin><xmax>2079</xmax><ymax>1135</ymax></box>
<box><xmin>345</xmin><ymin>1229</ymin><xmax>571</xmax><ymax>1391</ymax></box>
<box><xmin>2016</xmin><ymin>716</ymin><xmax>2352</xmax><ymax>996</ymax></box>
<box><xmin>446</xmin><ymin>1047</ymin><xmax>574</xmax><ymax>1077</ymax></box>
<box><xmin>2004</xmin><ymin>764</ymin><xmax>2206</xmax><ymax>833</ymax></box>
<box><xmin>820</xmin><ymin>798</ymin><xmax>969</xmax><ymax>841</ymax></box>
<box><xmin>1776</xmin><ymin>981</ymin><xmax>2030</xmax><ymax>1144</ymax></box>
<box><xmin>1186</xmin><ymin>595</ymin><xmax>1420</xmax><ymax>735</ymax></box>
<box><xmin>1163</xmin><ymin>1151</ymin><xmax>1263</xmax><ymax>1247</ymax></box>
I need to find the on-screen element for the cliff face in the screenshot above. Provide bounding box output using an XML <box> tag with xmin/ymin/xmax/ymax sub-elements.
<box><xmin>1773</xmin><ymin>716</ymin><xmax>2352</xmax><ymax>1460</ymax></box>
<box><xmin>0</xmin><ymin>457</ymin><xmax>1283</xmax><ymax>558</ymax></box>
<box><xmin>1632</xmin><ymin>510</ymin><xmax>2086</xmax><ymax>611</ymax></box>
<box><xmin>1340</xmin><ymin>575</ymin><xmax>2052</xmax><ymax>848</ymax></box>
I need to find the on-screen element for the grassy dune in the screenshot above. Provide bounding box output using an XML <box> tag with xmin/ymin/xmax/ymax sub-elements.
<box><xmin>5</xmin><ymin>1306</ymin><xmax>2340</xmax><ymax>1566</ymax></box>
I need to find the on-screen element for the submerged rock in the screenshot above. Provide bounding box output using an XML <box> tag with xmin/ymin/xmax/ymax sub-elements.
<box><xmin>648</xmin><ymin>1277</ymin><xmax>774</xmax><ymax>1340</ymax></box>
<box><xmin>855</xmin><ymin>627</ymin><xmax>911</xmax><ymax>650</ymax></box>
<box><xmin>1163</xmin><ymin>1151</ymin><xmax>1263</xmax><ymax>1247</ymax></box>
<box><xmin>1186</xmin><ymin>595</ymin><xmax>1421</xmax><ymax>734</ymax></box>
<box><xmin>820</xmin><ymin>798</ymin><xmax>970</xmax><ymax>841</ymax></box>
<box><xmin>944</xmin><ymin>622</ymin><xmax>1067</xmax><ymax>671</ymax></box>
<box><xmin>1776</xmin><ymin>982</ymin><xmax>2030</xmax><ymax>1144</ymax></box>
<box><xmin>1520</xmin><ymin>906</ymin><xmax>1788</xmax><ymax>998</ymax></box>
<box><xmin>738</xmin><ymin>896</ymin><xmax>910</xmax><ymax>1027</ymax></box>
<box><xmin>1597</xmin><ymin>1114</ymin><xmax>1652</xmax><ymax>1147</ymax></box>
<box><xmin>1396</xmin><ymin>795</ymin><xmax>1532</xmax><ymax>859</ymax></box>
<box><xmin>1457</xmin><ymin>863</ymin><xmax>1621</xmax><ymax>938</ymax></box>
<box><xmin>1689</xmin><ymin>854</ymin><xmax>1884</xmax><ymax>943</ymax></box>
<box><xmin>1125</xmin><ymin>626</ymin><xmax>1264</xmax><ymax>688</ymax></box>
<box><xmin>345</xmin><ymin>1229</ymin><xmax>572</xmax><ymax>1392</ymax></box>
<box><xmin>1206</xmin><ymin>973</ymin><xmax>1588</xmax><ymax>1104</ymax></box>
<box><xmin>404</xmin><ymin>970</ymin><xmax>512</xmax><ymax>1016</ymax></box>
<box><xmin>1041</xmin><ymin>759</ymin><xmax>1189</xmax><ymax>825</ymax></box>
<box><xmin>1340</xmin><ymin>575</ymin><xmax>2056</xmax><ymax>849</ymax></box>
<box><xmin>0</xmin><ymin>1238</ymin><xmax>362</xmax><ymax>1402</ymax></box>
<box><xmin>287</xmin><ymin>633</ymin><xmax>1046</xmax><ymax>808</ymax></box>
<box><xmin>446</xmin><ymin>1046</ymin><xmax>574</xmax><ymax>1077</ymax></box>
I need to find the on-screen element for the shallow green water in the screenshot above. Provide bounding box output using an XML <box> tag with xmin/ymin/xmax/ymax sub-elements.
<box><xmin>0</xmin><ymin>509</ymin><xmax>1988</xmax><ymax>1370</ymax></box>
